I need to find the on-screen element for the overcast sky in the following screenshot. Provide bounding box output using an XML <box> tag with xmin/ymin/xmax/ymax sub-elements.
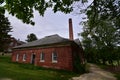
<box><xmin>5</xmin><ymin>0</ymin><xmax>94</xmax><ymax>42</ymax></box>
<box><xmin>4</xmin><ymin>1</ymin><xmax>93</xmax><ymax>42</ymax></box>
<box><xmin>5</xmin><ymin>9</ymin><xmax>84</xmax><ymax>42</ymax></box>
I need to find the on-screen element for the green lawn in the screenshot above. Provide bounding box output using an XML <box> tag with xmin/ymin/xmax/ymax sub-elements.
<box><xmin>0</xmin><ymin>55</ymin><xmax>79</xmax><ymax>80</ymax></box>
<box><xmin>115</xmin><ymin>73</ymin><xmax>120</xmax><ymax>80</ymax></box>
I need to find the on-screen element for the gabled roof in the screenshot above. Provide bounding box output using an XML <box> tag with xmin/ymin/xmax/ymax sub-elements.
<box><xmin>13</xmin><ymin>34</ymin><xmax>73</xmax><ymax>49</ymax></box>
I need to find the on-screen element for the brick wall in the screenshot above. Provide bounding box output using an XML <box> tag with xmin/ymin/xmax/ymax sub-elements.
<box><xmin>12</xmin><ymin>45</ymin><xmax>74</xmax><ymax>71</ymax></box>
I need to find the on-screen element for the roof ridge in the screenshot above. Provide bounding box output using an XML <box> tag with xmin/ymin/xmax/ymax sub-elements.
<box><xmin>44</xmin><ymin>34</ymin><xmax>58</xmax><ymax>37</ymax></box>
<box><xmin>13</xmin><ymin>34</ymin><xmax>72</xmax><ymax>49</ymax></box>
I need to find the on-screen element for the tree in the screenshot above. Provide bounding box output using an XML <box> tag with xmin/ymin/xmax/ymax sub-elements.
<box><xmin>0</xmin><ymin>0</ymin><xmax>119</xmax><ymax>27</ymax></box>
<box><xmin>81</xmin><ymin>0</ymin><xmax>120</xmax><ymax>65</ymax></box>
<box><xmin>26</xmin><ymin>33</ymin><xmax>38</xmax><ymax>42</ymax></box>
<box><xmin>1</xmin><ymin>0</ymin><xmax>83</xmax><ymax>25</ymax></box>
<box><xmin>0</xmin><ymin>7</ymin><xmax>12</xmax><ymax>52</ymax></box>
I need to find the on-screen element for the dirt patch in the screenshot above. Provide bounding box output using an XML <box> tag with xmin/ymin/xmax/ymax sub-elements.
<box><xmin>0</xmin><ymin>78</ymin><xmax>12</xmax><ymax>80</ymax></box>
<box><xmin>71</xmin><ymin>63</ymin><xmax>117</xmax><ymax>80</ymax></box>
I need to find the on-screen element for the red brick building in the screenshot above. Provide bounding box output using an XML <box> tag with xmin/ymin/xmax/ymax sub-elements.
<box><xmin>6</xmin><ymin>37</ymin><xmax>25</xmax><ymax>52</ymax></box>
<box><xmin>12</xmin><ymin>19</ymin><xmax>84</xmax><ymax>71</ymax></box>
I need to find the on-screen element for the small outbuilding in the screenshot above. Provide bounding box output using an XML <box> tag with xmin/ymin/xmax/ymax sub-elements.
<box><xmin>12</xmin><ymin>19</ymin><xmax>84</xmax><ymax>71</ymax></box>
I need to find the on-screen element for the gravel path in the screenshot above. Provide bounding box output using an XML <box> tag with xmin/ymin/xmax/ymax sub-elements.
<box><xmin>71</xmin><ymin>63</ymin><xmax>117</xmax><ymax>80</ymax></box>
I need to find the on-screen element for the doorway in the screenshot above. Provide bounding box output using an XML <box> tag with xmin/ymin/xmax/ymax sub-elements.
<box><xmin>31</xmin><ymin>54</ymin><xmax>35</xmax><ymax>64</ymax></box>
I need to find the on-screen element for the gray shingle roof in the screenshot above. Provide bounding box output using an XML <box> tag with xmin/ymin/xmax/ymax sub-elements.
<box><xmin>74</xmin><ymin>39</ymin><xmax>82</xmax><ymax>48</ymax></box>
<box><xmin>13</xmin><ymin>34</ymin><xmax>73</xmax><ymax>49</ymax></box>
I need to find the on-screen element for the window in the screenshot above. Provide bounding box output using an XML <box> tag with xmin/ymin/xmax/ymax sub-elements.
<box><xmin>52</xmin><ymin>52</ymin><xmax>57</xmax><ymax>63</ymax></box>
<box><xmin>23</xmin><ymin>54</ymin><xmax>26</xmax><ymax>61</ymax></box>
<box><xmin>40</xmin><ymin>53</ymin><xmax>45</xmax><ymax>62</ymax></box>
<box><xmin>16</xmin><ymin>54</ymin><xmax>19</xmax><ymax>61</ymax></box>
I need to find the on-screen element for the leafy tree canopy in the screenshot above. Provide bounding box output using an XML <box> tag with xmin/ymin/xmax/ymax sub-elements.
<box><xmin>0</xmin><ymin>7</ymin><xmax>12</xmax><ymax>52</ymax></box>
<box><xmin>0</xmin><ymin>0</ymin><xmax>85</xmax><ymax>25</ymax></box>
<box><xmin>26</xmin><ymin>33</ymin><xmax>38</xmax><ymax>42</ymax></box>
<box><xmin>80</xmin><ymin>0</ymin><xmax>120</xmax><ymax>65</ymax></box>
<box><xmin>82</xmin><ymin>0</ymin><xmax>120</xmax><ymax>47</ymax></box>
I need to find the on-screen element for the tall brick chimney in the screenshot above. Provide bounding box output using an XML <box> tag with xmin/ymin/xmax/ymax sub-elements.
<box><xmin>69</xmin><ymin>18</ymin><xmax>74</xmax><ymax>40</ymax></box>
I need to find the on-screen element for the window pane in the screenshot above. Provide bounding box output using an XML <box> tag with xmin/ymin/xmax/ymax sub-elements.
<box><xmin>40</xmin><ymin>53</ymin><xmax>45</xmax><ymax>62</ymax></box>
<box><xmin>52</xmin><ymin>52</ymin><xmax>57</xmax><ymax>63</ymax></box>
<box><xmin>16</xmin><ymin>54</ymin><xmax>19</xmax><ymax>61</ymax></box>
<box><xmin>23</xmin><ymin>54</ymin><xmax>26</xmax><ymax>61</ymax></box>
<box><xmin>54</xmin><ymin>56</ymin><xmax>57</xmax><ymax>60</ymax></box>
<box><xmin>41</xmin><ymin>53</ymin><xmax>44</xmax><ymax>60</ymax></box>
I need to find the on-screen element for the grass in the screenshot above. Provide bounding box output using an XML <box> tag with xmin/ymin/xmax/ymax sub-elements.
<box><xmin>96</xmin><ymin>64</ymin><xmax>120</xmax><ymax>80</ymax></box>
<box><xmin>115</xmin><ymin>73</ymin><xmax>120</xmax><ymax>80</ymax></box>
<box><xmin>0</xmin><ymin>55</ymin><xmax>79</xmax><ymax>80</ymax></box>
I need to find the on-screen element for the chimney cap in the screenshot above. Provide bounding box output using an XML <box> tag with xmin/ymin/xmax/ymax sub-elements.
<box><xmin>69</xmin><ymin>18</ymin><xmax>72</xmax><ymax>22</ymax></box>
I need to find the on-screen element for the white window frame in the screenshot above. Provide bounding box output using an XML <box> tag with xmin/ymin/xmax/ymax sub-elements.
<box><xmin>16</xmin><ymin>54</ymin><xmax>19</xmax><ymax>61</ymax></box>
<box><xmin>23</xmin><ymin>54</ymin><xmax>26</xmax><ymax>61</ymax></box>
<box><xmin>40</xmin><ymin>52</ymin><xmax>45</xmax><ymax>62</ymax></box>
<box><xmin>52</xmin><ymin>52</ymin><xmax>57</xmax><ymax>63</ymax></box>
